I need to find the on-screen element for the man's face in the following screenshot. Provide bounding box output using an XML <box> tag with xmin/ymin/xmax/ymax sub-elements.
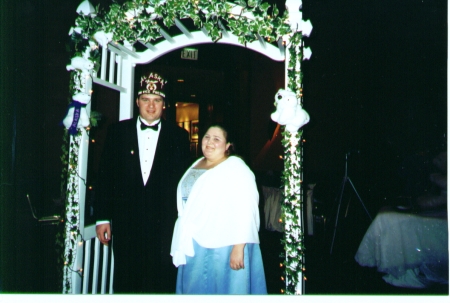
<box><xmin>136</xmin><ymin>93</ymin><xmax>164</xmax><ymax>124</ymax></box>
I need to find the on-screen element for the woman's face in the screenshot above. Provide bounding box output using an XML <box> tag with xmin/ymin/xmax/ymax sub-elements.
<box><xmin>201</xmin><ymin>127</ymin><xmax>230</xmax><ymax>161</ymax></box>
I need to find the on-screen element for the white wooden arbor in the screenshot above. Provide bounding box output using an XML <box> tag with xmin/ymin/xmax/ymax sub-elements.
<box><xmin>62</xmin><ymin>0</ymin><xmax>312</xmax><ymax>295</ymax></box>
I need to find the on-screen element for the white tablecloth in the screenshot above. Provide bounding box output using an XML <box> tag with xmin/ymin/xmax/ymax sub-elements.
<box><xmin>262</xmin><ymin>186</ymin><xmax>284</xmax><ymax>232</ymax></box>
<box><xmin>355</xmin><ymin>207</ymin><xmax>449</xmax><ymax>288</ymax></box>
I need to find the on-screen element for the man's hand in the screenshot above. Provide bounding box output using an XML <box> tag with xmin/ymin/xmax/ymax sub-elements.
<box><xmin>230</xmin><ymin>244</ymin><xmax>245</xmax><ymax>270</ymax></box>
<box><xmin>96</xmin><ymin>223</ymin><xmax>111</xmax><ymax>246</ymax></box>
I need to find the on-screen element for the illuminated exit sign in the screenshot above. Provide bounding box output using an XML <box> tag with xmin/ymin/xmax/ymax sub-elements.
<box><xmin>181</xmin><ymin>48</ymin><xmax>198</xmax><ymax>60</ymax></box>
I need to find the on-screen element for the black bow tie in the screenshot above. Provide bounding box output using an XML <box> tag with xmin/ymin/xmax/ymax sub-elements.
<box><xmin>140</xmin><ymin>120</ymin><xmax>160</xmax><ymax>131</ymax></box>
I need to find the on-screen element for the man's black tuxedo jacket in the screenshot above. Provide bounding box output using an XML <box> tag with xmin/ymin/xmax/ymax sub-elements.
<box><xmin>95</xmin><ymin>117</ymin><xmax>190</xmax><ymax>293</ymax></box>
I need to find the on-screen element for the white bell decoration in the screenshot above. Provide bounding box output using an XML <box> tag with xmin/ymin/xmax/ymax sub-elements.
<box><xmin>63</xmin><ymin>44</ymin><xmax>94</xmax><ymax>134</ymax></box>
<box><xmin>62</xmin><ymin>107</ymin><xmax>90</xmax><ymax>130</ymax></box>
<box><xmin>271</xmin><ymin>88</ymin><xmax>310</xmax><ymax>133</ymax></box>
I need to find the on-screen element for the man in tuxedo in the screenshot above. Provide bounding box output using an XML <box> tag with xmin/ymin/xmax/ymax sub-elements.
<box><xmin>95</xmin><ymin>72</ymin><xmax>191</xmax><ymax>293</ymax></box>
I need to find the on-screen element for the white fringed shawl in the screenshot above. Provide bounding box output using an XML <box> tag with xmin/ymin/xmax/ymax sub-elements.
<box><xmin>170</xmin><ymin>156</ymin><xmax>260</xmax><ymax>267</ymax></box>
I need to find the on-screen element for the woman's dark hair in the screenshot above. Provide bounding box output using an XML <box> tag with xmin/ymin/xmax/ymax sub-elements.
<box><xmin>205</xmin><ymin>123</ymin><xmax>236</xmax><ymax>156</ymax></box>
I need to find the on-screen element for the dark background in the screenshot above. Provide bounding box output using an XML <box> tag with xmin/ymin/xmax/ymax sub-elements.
<box><xmin>0</xmin><ymin>0</ymin><xmax>447</xmax><ymax>294</ymax></box>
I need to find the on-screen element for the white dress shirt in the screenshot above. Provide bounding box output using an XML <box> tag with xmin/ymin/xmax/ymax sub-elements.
<box><xmin>137</xmin><ymin>117</ymin><xmax>161</xmax><ymax>185</ymax></box>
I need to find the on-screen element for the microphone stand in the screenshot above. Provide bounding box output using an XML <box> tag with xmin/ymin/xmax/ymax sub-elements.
<box><xmin>330</xmin><ymin>152</ymin><xmax>372</xmax><ymax>255</ymax></box>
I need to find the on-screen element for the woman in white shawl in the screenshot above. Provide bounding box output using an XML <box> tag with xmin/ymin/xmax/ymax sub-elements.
<box><xmin>171</xmin><ymin>124</ymin><xmax>267</xmax><ymax>294</ymax></box>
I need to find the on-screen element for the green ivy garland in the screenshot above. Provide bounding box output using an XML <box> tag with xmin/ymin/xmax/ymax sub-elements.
<box><xmin>61</xmin><ymin>0</ymin><xmax>308</xmax><ymax>294</ymax></box>
<box><xmin>280</xmin><ymin>31</ymin><xmax>306</xmax><ymax>294</ymax></box>
<box><xmin>62</xmin><ymin>130</ymin><xmax>83</xmax><ymax>293</ymax></box>
<box><xmin>280</xmin><ymin>129</ymin><xmax>304</xmax><ymax>294</ymax></box>
<box><xmin>71</xmin><ymin>0</ymin><xmax>291</xmax><ymax>48</ymax></box>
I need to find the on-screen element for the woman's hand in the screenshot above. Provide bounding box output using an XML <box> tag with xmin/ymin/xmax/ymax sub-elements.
<box><xmin>230</xmin><ymin>243</ymin><xmax>246</xmax><ymax>270</ymax></box>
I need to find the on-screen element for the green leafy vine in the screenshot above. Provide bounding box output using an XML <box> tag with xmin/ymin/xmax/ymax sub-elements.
<box><xmin>59</xmin><ymin>129</ymin><xmax>83</xmax><ymax>293</ymax></box>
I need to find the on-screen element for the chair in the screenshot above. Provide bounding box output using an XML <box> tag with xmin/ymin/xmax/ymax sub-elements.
<box><xmin>28</xmin><ymin>195</ymin><xmax>114</xmax><ymax>293</ymax></box>
<box><xmin>27</xmin><ymin>194</ymin><xmax>62</xmax><ymax>225</ymax></box>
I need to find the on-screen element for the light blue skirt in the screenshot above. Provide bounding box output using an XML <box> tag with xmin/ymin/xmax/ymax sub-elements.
<box><xmin>176</xmin><ymin>239</ymin><xmax>267</xmax><ymax>294</ymax></box>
